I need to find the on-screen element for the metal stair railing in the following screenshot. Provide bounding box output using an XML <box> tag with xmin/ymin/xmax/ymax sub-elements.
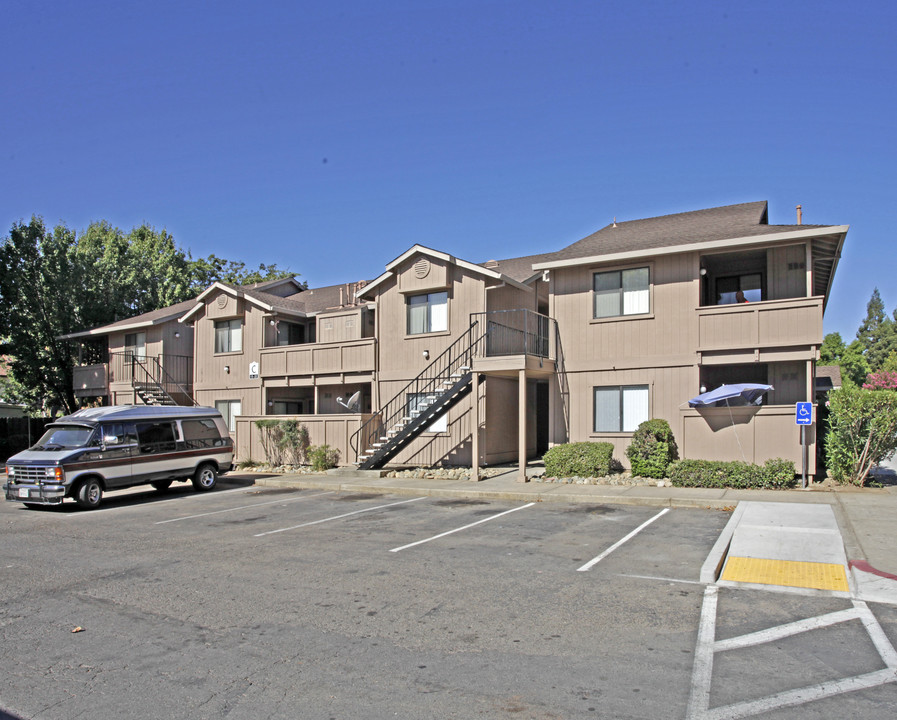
<box><xmin>350</xmin><ymin>321</ymin><xmax>488</xmax><ymax>466</ymax></box>
<box><xmin>131</xmin><ymin>355</ymin><xmax>198</xmax><ymax>407</ymax></box>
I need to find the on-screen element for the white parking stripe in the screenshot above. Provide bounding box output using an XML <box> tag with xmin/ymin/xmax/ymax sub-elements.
<box><xmin>254</xmin><ymin>496</ymin><xmax>425</xmax><ymax>537</ymax></box>
<box><xmin>389</xmin><ymin>502</ymin><xmax>536</xmax><ymax>553</ymax></box>
<box><xmin>67</xmin><ymin>486</ymin><xmax>248</xmax><ymax>516</ymax></box>
<box><xmin>576</xmin><ymin>508</ymin><xmax>670</xmax><ymax>571</ymax></box>
<box><xmin>713</xmin><ymin>607</ymin><xmax>861</xmax><ymax>653</ymax></box>
<box><xmin>155</xmin><ymin>490</ymin><xmax>334</xmax><ymax>524</ymax></box>
<box><xmin>854</xmin><ymin>600</ymin><xmax>897</xmax><ymax>669</ymax></box>
<box><xmin>687</xmin><ymin>584</ymin><xmax>718</xmax><ymax>719</ymax></box>
<box><xmin>701</xmin><ymin>669</ymin><xmax>897</xmax><ymax>720</ymax></box>
<box><xmin>687</xmin><ymin>590</ymin><xmax>897</xmax><ymax>719</ymax></box>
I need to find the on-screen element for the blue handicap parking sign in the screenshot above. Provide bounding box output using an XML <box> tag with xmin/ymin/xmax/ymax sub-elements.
<box><xmin>795</xmin><ymin>402</ymin><xmax>813</xmax><ymax>425</ymax></box>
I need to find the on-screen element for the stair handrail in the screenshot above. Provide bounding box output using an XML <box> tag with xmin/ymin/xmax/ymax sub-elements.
<box><xmin>350</xmin><ymin>320</ymin><xmax>487</xmax><ymax>462</ymax></box>
<box><xmin>132</xmin><ymin>355</ymin><xmax>197</xmax><ymax>406</ymax></box>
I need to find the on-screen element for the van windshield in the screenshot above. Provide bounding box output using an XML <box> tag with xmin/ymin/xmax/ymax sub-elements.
<box><xmin>31</xmin><ymin>425</ymin><xmax>95</xmax><ymax>451</ymax></box>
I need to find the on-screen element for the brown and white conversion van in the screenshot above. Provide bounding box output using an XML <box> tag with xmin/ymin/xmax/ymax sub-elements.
<box><xmin>3</xmin><ymin>405</ymin><xmax>234</xmax><ymax>510</ymax></box>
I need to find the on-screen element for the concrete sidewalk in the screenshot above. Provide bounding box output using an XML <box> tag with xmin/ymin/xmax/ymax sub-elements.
<box><xmin>246</xmin><ymin>466</ymin><xmax>897</xmax><ymax>604</ymax></box>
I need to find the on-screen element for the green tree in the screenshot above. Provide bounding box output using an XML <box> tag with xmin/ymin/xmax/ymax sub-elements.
<box><xmin>819</xmin><ymin>332</ymin><xmax>868</xmax><ymax>387</ymax></box>
<box><xmin>189</xmin><ymin>254</ymin><xmax>297</xmax><ymax>291</ymax></box>
<box><xmin>856</xmin><ymin>288</ymin><xmax>897</xmax><ymax>372</ymax></box>
<box><xmin>825</xmin><ymin>385</ymin><xmax>897</xmax><ymax>486</ymax></box>
<box><xmin>1</xmin><ymin>215</ymin><xmax>302</xmax><ymax>414</ymax></box>
<box><xmin>0</xmin><ymin>218</ymin><xmax>80</xmax><ymax>414</ymax></box>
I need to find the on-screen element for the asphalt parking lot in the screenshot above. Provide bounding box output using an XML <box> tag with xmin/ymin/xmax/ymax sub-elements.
<box><xmin>2</xmin><ymin>482</ymin><xmax>896</xmax><ymax>719</ymax></box>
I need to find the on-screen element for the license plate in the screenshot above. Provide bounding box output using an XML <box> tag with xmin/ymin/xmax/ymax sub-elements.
<box><xmin>17</xmin><ymin>488</ymin><xmax>29</xmax><ymax>498</ymax></box>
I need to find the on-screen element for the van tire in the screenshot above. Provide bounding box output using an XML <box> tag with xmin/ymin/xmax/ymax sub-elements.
<box><xmin>151</xmin><ymin>481</ymin><xmax>173</xmax><ymax>492</ymax></box>
<box><xmin>192</xmin><ymin>464</ymin><xmax>217</xmax><ymax>492</ymax></box>
<box><xmin>75</xmin><ymin>478</ymin><xmax>103</xmax><ymax>509</ymax></box>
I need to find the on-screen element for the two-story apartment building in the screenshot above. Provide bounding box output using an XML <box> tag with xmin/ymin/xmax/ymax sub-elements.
<box><xmin>68</xmin><ymin>201</ymin><xmax>847</xmax><ymax>480</ymax></box>
<box><xmin>532</xmin><ymin>201</ymin><xmax>846</xmax><ymax>477</ymax></box>
<box><xmin>62</xmin><ymin>300</ymin><xmax>197</xmax><ymax>407</ymax></box>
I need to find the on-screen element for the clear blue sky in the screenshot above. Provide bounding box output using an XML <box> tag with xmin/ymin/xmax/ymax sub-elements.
<box><xmin>3</xmin><ymin>0</ymin><xmax>895</xmax><ymax>340</ymax></box>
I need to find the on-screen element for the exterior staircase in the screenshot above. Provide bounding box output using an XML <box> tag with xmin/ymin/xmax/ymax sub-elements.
<box><xmin>351</xmin><ymin>322</ymin><xmax>487</xmax><ymax>470</ymax></box>
<box><xmin>130</xmin><ymin>355</ymin><xmax>196</xmax><ymax>407</ymax></box>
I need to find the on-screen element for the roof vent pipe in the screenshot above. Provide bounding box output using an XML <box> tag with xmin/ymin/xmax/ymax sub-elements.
<box><xmin>796</xmin><ymin>204</ymin><xmax>802</xmax><ymax>225</ymax></box>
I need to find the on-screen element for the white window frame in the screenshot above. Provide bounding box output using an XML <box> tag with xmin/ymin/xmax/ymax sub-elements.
<box><xmin>407</xmin><ymin>292</ymin><xmax>448</xmax><ymax>335</ymax></box>
<box><xmin>593</xmin><ymin>385</ymin><xmax>649</xmax><ymax>433</ymax></box>
<box><xmin>215</xmin><ymin>400</ymin><xmax>242</xmax><ymax>432</ymax></box>
<box><xmin>593</xmin><ymin>267</ymin><xmax>650</xmax><ymax>319</ymax></box>
<box><xmin>214</xmin><ymin>319</ymin><xmax>243</xmax><ymax>354</ymax></box>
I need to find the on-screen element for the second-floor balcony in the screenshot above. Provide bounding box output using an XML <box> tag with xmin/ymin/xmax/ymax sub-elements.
<box><xmin>696</xmin><ymin>296</ymin><xmax>823</xmax><ymax>353</ymax></box>
<box><xmin>259</xmin><ymin>337</ymin><xmax>377</xmax><ymax>379</ymax></box>
<box><xmin>73</xmin><ymin>352</ymin><xmax>194</xmax><ymax>400</ymax></box>
<box><xmin>469</xmin><ymin>309</ymin><xmax>557</xmax><ymax>376</ymax></box>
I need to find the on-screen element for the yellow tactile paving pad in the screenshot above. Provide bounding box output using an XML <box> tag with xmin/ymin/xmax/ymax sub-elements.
<box><xmin>721</xmin><ymin>556</ymin><xmax>849</xmax><ymax>592</ymax></box>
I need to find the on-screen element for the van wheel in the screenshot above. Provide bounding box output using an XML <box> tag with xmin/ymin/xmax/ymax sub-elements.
<box><xmin>192</xmin><ymin>464</ymin><xmax>217</xmax><ymax>492</ymax></box>
<box><xmin>151</xmin><ymin>481</ymin><xmax>173</xmax><ymax>492</ymax></box>
<box><xmin>75</xmin><ymin>479</ymin><xmax>103</xmax><ymax>509</ymax></box>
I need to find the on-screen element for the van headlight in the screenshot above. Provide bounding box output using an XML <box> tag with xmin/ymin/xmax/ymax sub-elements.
<box><xmin>42</xmin><ymin>467</ymin><xmax>63</xmax><ymax>483</ymax></box>
<box><xmin>5</xmin><ymin>466</ymin><xmax>13</xmax><ymax>476</ymax></box>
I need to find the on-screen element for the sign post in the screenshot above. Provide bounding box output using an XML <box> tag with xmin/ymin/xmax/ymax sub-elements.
<box><xmin>795</xmin><ymin>402</ymin><xmax>813</xmax><ymax>488</ymax></box>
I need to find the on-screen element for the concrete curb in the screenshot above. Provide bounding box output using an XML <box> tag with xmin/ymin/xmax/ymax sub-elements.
<box><xmin>251</xmin><ymin>475</ymin><xmax>743</xmax><ymax>510</ymax></box>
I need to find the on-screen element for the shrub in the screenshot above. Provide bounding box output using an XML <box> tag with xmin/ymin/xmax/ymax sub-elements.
<box><xmin>279</xmin><ymin>420</ymin><xmax>310</xmax><ymax>465</ymax></box>
<box><xmin>255</xmin><ymin>419</ymin><xmax>311</xmax><ymax>466</ymax></box>
<box><xmin>543</xmin><ymin>442</ymin><xmax>614</xmax><ymax>478</ymax></box>
<box><xmin>309</xmin><ymin>444</ymin><xmax>340</xmax><ymax>472</ymax></box>
<box><xmin>255</xmin><ymin>419</ymin><xmax>284</xmax><ymax>465</ymax></box>
<box><xmin>667</xmin><ymin>458</ymin><xmax>797</xmax><ymax>489</ymax></box>
<box><xmin>625</xmin><ymin>419</ymin><xmax>678</xmax><ymax>478</ymax></box>
<box><xmin>826</xmin><ymin>385</ymin><xmax>897</xmax><ymax>486</ymax></box>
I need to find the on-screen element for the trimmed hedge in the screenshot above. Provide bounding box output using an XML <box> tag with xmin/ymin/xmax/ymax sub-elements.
<box><xmin>543</xmin><ymin>442</ymin><xmax>614</xmax><ymax>478</ymax></box>
<box><xmin>667</xmin><ymin>458</ymin><xmax>797</xmax><ymax>489</ymax></box>
<box><xmin>625</xmin><ymin>419</ymin><xmax>678</xmax><ymax>478</ymax></box>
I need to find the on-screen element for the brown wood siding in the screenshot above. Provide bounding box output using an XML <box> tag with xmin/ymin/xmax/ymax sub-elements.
<box><xmin>192</xmin><ymin>294</ymin><xmax>265</xmax><ymax>418</ymax></box>
<box><xmin>766</xmin><ymin>244</ymin><xmax>808</xmax><ymax>300</ymax></box>
<box><xmin>235</xmin><ymin>414</ymin><xmax>373</xmax><ymax>464</ymax></box>
<box><xmin>561</xmin><ymin>365</ymin><xmax>694</xmax><ymax>468</ymax></box>
<box><xmin>681</xmin><ymin>406</ymin><xmax>815</xmax><ymax>472</ymax></box>
<box><xmin>374</xmin><ymin>260</ymin><xmax>487</xmax><ymax>382</ymax></box>
<box><xmin>697</xmin><ymin>297</ymin><xmax>823</xmax><ymax>351</ymax></box>
<box><xmin>551</xmin><ymin>254</ymin><xmax>700</xmax><ymax>373</ymax></box>
<box><xmin>486</xmin><ymin>283</ymin><xmax>536</xmax><ymax>313</ymax></box>
<box><xmin>316</xmin><ymin>309</ymin><xmax>364</xmax><ymax>344</ymax></box>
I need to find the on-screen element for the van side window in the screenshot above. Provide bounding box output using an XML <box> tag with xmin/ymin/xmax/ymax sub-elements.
<box><xmin>136</xmin><ymin>421</ymin><xmax>178</xmax><ymax>455</ymax></box>
<box><xmin>101</xmin><ymin>423</ymin><xmax>137</xmax><ymax>447</ymax></box>
<box><xmin>181</xmin><ymin>419</ymin><xmax>224</xmax><ymax>449</ymax></box>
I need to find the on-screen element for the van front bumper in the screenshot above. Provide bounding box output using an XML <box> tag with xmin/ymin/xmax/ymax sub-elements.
<box><xmin>4</xmin><ymin>482</ymin><xmax>66</xmax><ymax>505</ymax></box>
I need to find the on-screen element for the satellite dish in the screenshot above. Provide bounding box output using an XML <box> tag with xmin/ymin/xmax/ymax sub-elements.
<box><xmin>336</xmin><ymin>391</ymin><xmax>361</xmax><ymax>412</ymax></box>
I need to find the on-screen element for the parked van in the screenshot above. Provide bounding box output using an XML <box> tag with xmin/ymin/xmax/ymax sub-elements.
<box><xmin>3</xmin><ymin>405</ymin><xmax>234</xmax><ymax>510</ymax></box>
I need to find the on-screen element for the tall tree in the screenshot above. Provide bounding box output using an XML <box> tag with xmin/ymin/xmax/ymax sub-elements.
<box><xmin>0</xmin><ymin>218</ymin><xmax>80</xmax><ymax>414</ymax></box>
<box><xmin>1</xmin><ymin>216</ymin><xmax>300</xmax><ymax>414</ymax></box>
<box><xmin>189</xmin><ymin>253</ymin><xmax>297</xmax><ymax>290</ymax></box>
<box><xmin>856</xmin><ymin>288</ymin><xmax>897</xmax><ymax>372</ymax></box>
<box><xmin>820</xmin><ymin>331</ymin><xmax>869</xmax><ymax>387</ymax></box>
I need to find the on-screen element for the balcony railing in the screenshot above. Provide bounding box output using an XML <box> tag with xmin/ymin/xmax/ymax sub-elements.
<box><xmin>108</xmin><ymin>352</ymin><xmax>193</xmax><ymax>392</ymax></box>
<box><xmin>470</xmin><ymin>309</ymin><xmax>554</xmax><ymax>359</ymax></box>
<box><xmin>696</xmin><ymin>296</ymin><xmax>823</xmax><ymax>352</ymax></box>
<box><xmin>259</xmin><ymin>338</ymin><xmax>376</xmax><ymax>378</ymax></box>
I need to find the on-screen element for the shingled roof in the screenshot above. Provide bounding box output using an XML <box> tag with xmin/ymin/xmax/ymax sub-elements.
<box><xmin>59</xmin><ymin>298</ymin><xmax>200</xmax><ymax>339</ymax></box>
<box><xmin>540</xmin><ymin>201</ymin><xmax>829</xmax><ymax>263</ymax></box>
<box><xmin>478</xmin><ymin>252</ymin><xmax>557</xmax><ymax>283</ymax></box>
